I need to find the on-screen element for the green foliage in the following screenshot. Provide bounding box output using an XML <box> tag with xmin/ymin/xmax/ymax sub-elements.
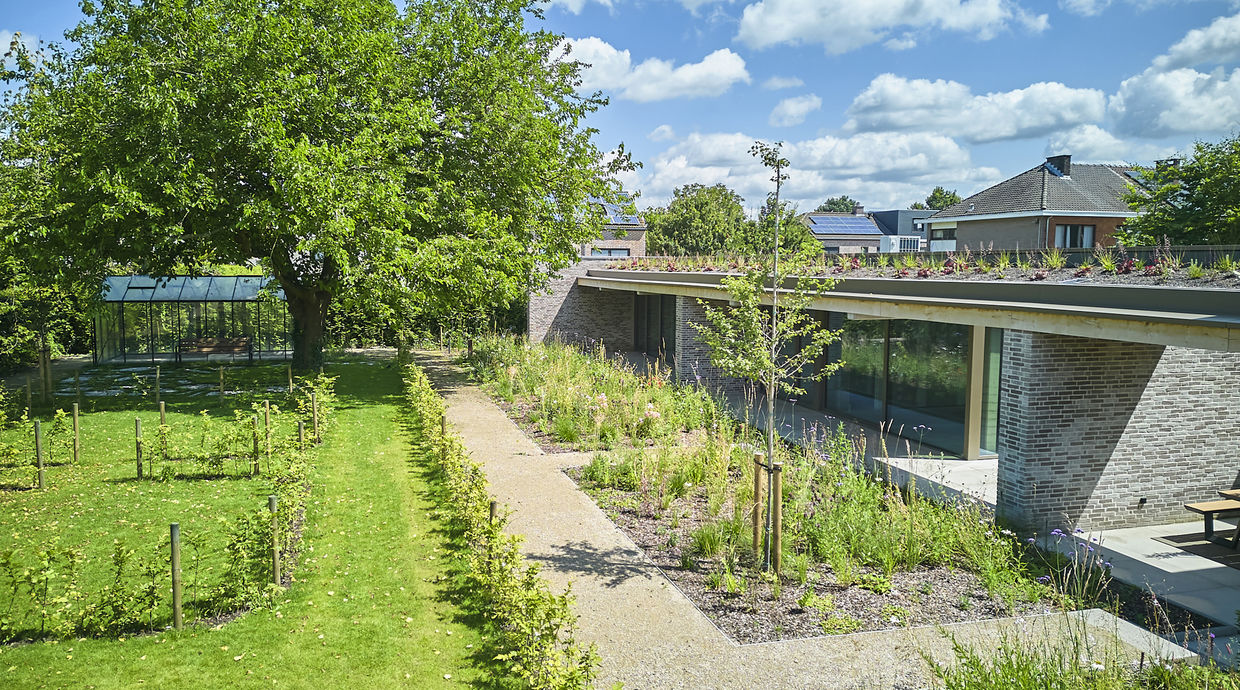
<box><xmin>645</xmin><ymin>184</ymin><xmax>751</xmax><ymax>256</ymax></box>
<box><xmin>815</xmin><ymin>195</ymin><xmax>859</xmax><ymax>213</ymax></box>
<box><xmin>403</xmin><ymin>362</ymin><xmax>597</xmax><ymax>689</ymax></box>
<box><xmin>923</xmin><ymin>186</ymin><xmax>962</xmax><ymax>210</ymax></box>
<box><xmin>1123</xmin><ymin>134</ymin><xmax>1240</xmax><ymax>245</ymax></box>
<box><xmin>0</xmin><ymin>0</ymin><xmax>621</xmax><ymax>369</ymax></box>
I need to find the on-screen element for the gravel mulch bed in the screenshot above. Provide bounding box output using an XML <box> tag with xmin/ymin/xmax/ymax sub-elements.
<box><xmin>568</xmin><ymin>469</ymin><xmax>1058</xmax><ymax>644</ymax></box>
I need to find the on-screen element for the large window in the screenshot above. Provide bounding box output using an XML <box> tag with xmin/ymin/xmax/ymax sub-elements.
<box><xmin>1054</xmin><ymin>224</ymin><xmax>1094</xmax><ymax>248</ymax></box>
<box><xmin>590</xmin><ymin>247</ymin><xmax>630</xmax><ymax>257</ymax></box>
<box><xmin>825</xmin><ymin>319</ymin><xmax>886</xmax><ymax>425</ymax></box>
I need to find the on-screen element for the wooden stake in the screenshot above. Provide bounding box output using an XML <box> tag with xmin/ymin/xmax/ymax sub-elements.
<box><xmin>287</xmin><ymin>365</ymin><xmax>294</xmax><ymax>394</ymax></box>
<box><xmin>72</xmin><ymin>403</ymin><xmax>80</xmax><ymax>465</ymax></box>
<box><xmin>34</xmin><ymin>421</ymin><xmax>44</xmax><ymax>490</ymax></box>
<box><xmin>135</xmin><ymin>418</ymin><xmax>143</xmax><ymax>480</ymax></box>
<box><xmin>155</xmin><ymin>365</ymin><xmax>161</xmax><ymax>405</ymax></box>
<box><xmin>489</xmin><ymin>500</ymin><xmax>497</xmax><ymax>524</ymax></box>
<box><xmin>170</xmin><ymin>523</ymin><xmax>183</xmax><ymax>630</ymax></box>
<box><xmin>772</xmin><ymin>462</ymin><xmax>784</xmax><ymax>575</ymax></box>
<box><xmin>269</xmin><ymin>495</ymin><xmax>280</xmax><ymax>586</ymax></box>
<box><xmin>159</xmin><ymin>400</ymin><xmax>166</xmax><ymax>427</ymax></box>
<box><xmin>264</xmin><ymin>400</ymin><xmax>271</xmax><ymax>459</ymax></box>
<box><xmin>251</xmin><ymin>415</ymin><xmax>260</xmax><ymax>475</ymax></box>
<box><xmin>218</xmin><ymin>366</ymin><xmax>224</xmax><ymax>400</ymax></box>
<box><xmin>752</xmin><ymin>452</ymin><xmax>764</xmax><ymax>554</ymax></box>
<box><xmin>311</xmin><ymin>391</ymin><xmax>319</xmax><ymax>443</ymax></box>
<box><xmin>298</xmin><ymin>420</ymin><xmax>305</xmax><ymax>450</ymax></box>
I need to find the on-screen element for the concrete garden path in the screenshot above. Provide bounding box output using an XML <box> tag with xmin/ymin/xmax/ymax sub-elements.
<box><xmin>416</xmin><ymin>353</ymin><xmax>1182</xmax><ymax>689</ymax></box>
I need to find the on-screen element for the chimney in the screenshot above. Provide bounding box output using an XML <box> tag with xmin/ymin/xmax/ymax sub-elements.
<box><xmin>852</xmin><ymin>203</ymin><xmax>865</xmax><ymax>216</ymax></box>
<box><xmin>1046</xmin><ymin>154</ymin><xmax>1071</xmax><ymax>176</ymax></box>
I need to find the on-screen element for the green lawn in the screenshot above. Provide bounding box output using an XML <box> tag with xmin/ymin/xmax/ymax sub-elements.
<box><xmin>0</xmin><ymin>359</ymin><xmax>486</xmax><ymax>688</ymax></box>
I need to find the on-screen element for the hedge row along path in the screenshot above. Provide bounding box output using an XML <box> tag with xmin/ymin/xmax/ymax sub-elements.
<box><xmin>417</xmin><ymin>351</ymin><xmax>1148</xmax><ymax>689</ymax></box>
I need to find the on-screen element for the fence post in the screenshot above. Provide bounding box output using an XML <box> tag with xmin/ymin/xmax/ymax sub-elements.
<box><xmin>34</xmin><ymin>421</ymin><xmax>45</xmax><ymax>490</ymax></box>
<box><xmin>311</xmin><ymin>391</ymin><xmax>319</xmax><ymax>444</ymax></box>
<box><xmin>752</xmin><ymin>452</ymin><xmax>764</xmax><ymax>555</ymax></box>
<box><xmin>772</xmin><ymin>462</ymin><xmax>783</xmax><ymax>575</ymax></box>
<box><xmin>269</xmin><ymin>495</ymin><xmax>280</xmax><ymax>586</ymax></box>
<box><xmin>72</xmin><ymin>402</ymin><xmax>80</xmax><ymax>465</ymax></box>
<box><xmin>159</xmin><ymin>400</ymin><xmax>166</xmax><ymax>427</ymax></box>
<box><xmin>251</xmin><ymin>415</ymin><xmax>260</xmax><ymax>476</ymax></box>
<box><xmin>170</xmin><ymin>523</ymin><xmax>183</xmax><ymax>630</ymax></box>
<box><xmin>135</xmin><ymin>418</ymin><xmax>143</xmax><ymax>479</ymax></box>
<box><xmin>298</xmin><ymin>420</ymin><xmax>305</xmax><ymax>450</ymax></box>
<box><xmin>155</xmin><ymin>365</ymin><xmax>160</xmax><ymax>405</ymax></box>
<box><xmin>287</xmin><ymin>365</ymin><xmax>294</xmax><ymax>394</ymax></box>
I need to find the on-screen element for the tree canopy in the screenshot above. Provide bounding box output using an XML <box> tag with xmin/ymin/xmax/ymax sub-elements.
<box><xmin>814</xmin><ymin>196</ymin><xmax>859</xmax><ymax>213</ymax></box>
<box><xmin>1122</xmin><ymin>134</ymin><xmax>1240</xmax><ymax>246</ymax></box>
<box><xmin>645</xmin><ymin>184</ymin><xmax>750</xmax><ymax>255</ymax></box>
<box><xmin>0</xmin><ymin>0</ymin><xmax>622</xmax><ymax>368</ymax></box>
<box><xmin>911</xmin><ymin>186</ymin><xmax>962</xmax><ymax>210</ymax></box>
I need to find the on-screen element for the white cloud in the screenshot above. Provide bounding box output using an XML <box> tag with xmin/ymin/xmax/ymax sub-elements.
<box><xmin>884</xmin><ymin>33</ymin><xmax>917</xmax><ymax>50</ymax></box>
<box><xmin>1043</xmin><ymin>124</ymin><xmax>1181</xmax><ymax>163</ymax></box>
<box><xmin>568</xmin><ymin>37</ymin><xmax>750</xmax><ymax>102</ymax></box>
<box><xmin>845</xmin><ymin>73</ymin><xmax>1106</xmax><ymax>142</ymax></box>
<box><xmin>1</xmin><ymin>30</ymin><xmax>40</xmax><ymax>70</ymax></box>
<box><xmin>546</xmin><ymin>0</ymin><xmax>613</xmax><ymax>14</ymax></box>
<box><xmin>1110</xmin><ymin>66</ymin><xmax>1240</xmax><ymax>137</ymax></box>
<box><xmin>769</xmin><ymin>94</ymin><xmax>822</xmax><ymax>126</ymax></box>
<box><xmin>1152</xmin><ymin>12</ymin><xmax>1240</xmax><ymax>71</ymax></box>
<box><xmin>735</xmin><ymin>0</ymin><xmax>1047</xmax><ymax>54</ymax></box>
<box><xmin>762</xmin><ymin>75</ymin><xmax>804</xmax><ymax>90</ymax></box>
<box><xmin>1058</xmin><ymin>0</ymin><xmax>1111</xmax><ymax>16</ymax></box>
<box><xmin>630</xmin><ymin>130</ymin><xmax>1001</xmax><ymax>211</ymax></box>
<box><xmin>648</xmin><ymin>124</ymin><xmax>677</xmax><ymax>141</ymax></box>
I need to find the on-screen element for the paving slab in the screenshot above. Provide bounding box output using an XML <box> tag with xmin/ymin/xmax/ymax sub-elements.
<box><xmin>416</xmin><ymin>353</ymin><xmax>1191</xmax><ymax>688</ymax></box>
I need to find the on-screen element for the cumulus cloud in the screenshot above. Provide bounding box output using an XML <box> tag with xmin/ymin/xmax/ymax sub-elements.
<box><xmin>1110</xmin><ymin>66</ymin><xmax>1240</xmax><ymax>137</ymax></box>
<box><xmin>647</xmin><ymin>124</ymin><xmax>677</xmax><ymax>141</ymax></box>
<box><xmin>568</xmin><ymin>37</ymin><xmax>750</xmax><ymax>102</ymax></box>
<box><xmin>1152</xmin><ymin>12</ymin><xmax>1240</xmax><ymax>71</ymax></box>
<box><xmin>762</xmin><ymin>75</ymin><xmax>804</xmax><ymax>90</ymax></box>
<box><xmin>545</xmin><ymin>0</ymin><xmax>613</xmax><ymax>13</ymax></box>
<box><xmin>884</xmin><ymin>33</ymin><xmax>917</xmax><ymax>51</ymax></box>
<box><xmin>630</xmin><ymin>130</ymin><xmax>1001</xmax><ymax>211</ymax></box>
<box><xmin>845</xmin><ymin>73</ymin><xmax>1106</xmax><ymax>142</ymax></box>
<box><xmin>735</xmin><ymin>0</ymin><xmax>1047</xmax><ymax>54</ymax></box>
<box><xmin>1058</xmin><ymin>0</ymin><xmax>1110</xmax><ymax>16</ymax></box>
<box><xmin>1043</xmin><ymin>124</ymin><xmax>1181</xmax><ymax>163</ymax></box>
<box><xmin>769</xmin><ymin>94</ymin><xmax>822</xmax><ymax>126</ymax></box>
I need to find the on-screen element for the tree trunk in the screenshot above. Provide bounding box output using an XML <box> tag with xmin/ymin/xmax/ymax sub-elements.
<box><xmin>287</xmin><ymin>291</ymin><xmax>330</xmax><ymax>371</ymax></box>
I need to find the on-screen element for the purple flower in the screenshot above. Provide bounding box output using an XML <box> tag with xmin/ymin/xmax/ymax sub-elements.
<box><xmin>1074</xmin><ymin>528</ymin><xmax>1084</xmax><ymax>534</ymax></box>
<box><xmin>1026</xmin><ymin>538</ymin><xmax>1036</xmax><ymax>544</ymax></box>
<box><xmin>1037</xmin><ymin>575</ymin><xmax>1051</xmax><ymax>584</ymax></box>
<box><xmin>1050</xmin><ymin>528</ymin><xmax>1065</xmax><ymax>538</ymax></box>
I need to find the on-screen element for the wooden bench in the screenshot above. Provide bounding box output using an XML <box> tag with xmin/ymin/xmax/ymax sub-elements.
<box><xmin>1185</xmin><ymin>499</ymin><xmax>1240</xmax><ymax>546</ymax></box>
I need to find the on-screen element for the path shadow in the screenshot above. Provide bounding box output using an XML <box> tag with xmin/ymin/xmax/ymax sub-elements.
<box><xmin>528</xmin><ymin>541</ymin><xmax>653</xmax><ymax>589</ymax></box>
<box><xmin>412</xmin><ymin>351</ymin><xmax>472</xmax><ymax>395</ymax></box>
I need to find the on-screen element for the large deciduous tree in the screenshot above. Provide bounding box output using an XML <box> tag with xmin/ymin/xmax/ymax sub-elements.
<box><xmin>1122</xmin><ymin>135</ymin><xmax>1240</xmax><ymax>246</ymax></box>
<box><xmin>645</xmin><ymin>183</ymin><xmax>750</xmax><ymax>255</ymax></box>
<box><xmin>0</xmin><ymin>0</ymin><xmax>619</xmax><ymax>369</ymax></box>
<box><xmin>814</xmin><ymin>195</ymin><xmax>859</xmax><ymax>213</ymax></box>
<box><xmin>915</xmin><ymin>186</ymin><xmax>961</xmax><ymax>210</ymax></box>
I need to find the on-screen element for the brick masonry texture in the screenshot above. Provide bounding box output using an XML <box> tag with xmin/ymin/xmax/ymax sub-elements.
<box><xmin>527</xmin><ymin>259</ymin><xmax>634</xmax><ymax>348</ymax></box>
<box><xmin>997</xmin><ymin>330</ymin><xmax>1240</xmax><ymax>531</ymax></box>
<box><xmin>582</xmin><ymin>229</ymin><xmax>646</xmax><ymax>257</ymax></box>
<box><xmin>673</xmin><ymin>296</ymin><xmax>746</xmax><ymax>395</ymax></box>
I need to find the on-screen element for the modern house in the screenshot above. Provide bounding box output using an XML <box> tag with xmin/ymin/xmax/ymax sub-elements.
<box><xmin>925</xmin><ymin>155</ymin><xmax>1138</xmax><ymax>252</ymax></box>
<box><xmin>580</xmin><ymin>197</ymin><xmax>646</xmax><ymax>257</ymax></box>
<box><xmin>801</xmin><ymin>206</ymin><xmax>934</xmax><ymax>254</ymax></box>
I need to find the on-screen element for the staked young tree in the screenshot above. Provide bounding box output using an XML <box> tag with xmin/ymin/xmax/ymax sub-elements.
<box><xmin>0</xmin><ymin>0</ymin><xmax>622</xmax><ymax>369</ymax></box>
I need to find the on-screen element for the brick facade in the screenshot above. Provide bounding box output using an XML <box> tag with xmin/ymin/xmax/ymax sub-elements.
<box><xmin>527</xmin><ymin>259</ymin><xmax>634</xmax><ymax>348</ymax></box>
<box><xmin>997</xmin><ymin>330</ymin><xmax>1240</xmax><ymax>531</ymax></box>
<box><xmin>582</xmin><ymin>229</ymin><xmax>647</xmax><ymax>257</ymax></box>
<box><xmin>673</xmin><ymin>296</ymin><xmax>746</xmax><ymax>395</ymax></box>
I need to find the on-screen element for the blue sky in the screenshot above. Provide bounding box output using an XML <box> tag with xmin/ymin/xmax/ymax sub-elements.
<box><xmin>5</xmin><ymin>0</ymin><xmax>1240</xmax><ymax>212</ymax></box>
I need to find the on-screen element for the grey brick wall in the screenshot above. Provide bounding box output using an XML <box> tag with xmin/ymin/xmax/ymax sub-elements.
<box><xmin>528</xmin><ymin>259</ymin><xmax>634</xmax><ymax>348</ymax></box>
<box><xmin>673</xmin><ymin>296</ymin><xmax>746</xmax><ymax>395</ymax></box>
<box><xmin>582</xmin><ymin>229</ymin><xmax>647</xmax><ymax>257</ymax></box>
<box><xmin>997</xmin><ymin>330</ymin><xmax>1240</xmax><ymax>531</ymax></box>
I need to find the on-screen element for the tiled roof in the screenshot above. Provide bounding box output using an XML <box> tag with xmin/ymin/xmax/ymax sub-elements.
<box><xmin>799</xmin><ymin>213</ymin><xmax>883</xmax><ymax>236</ymax></box>
<box><xmin>931</xmin><ymin>162</ymin><xmax>1137</xmax><ymax>219</ymax></box>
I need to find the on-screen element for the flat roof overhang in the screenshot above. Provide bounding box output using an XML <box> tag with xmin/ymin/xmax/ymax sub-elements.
<box><xmin>579</xmin><ymin>269</ymin><xmax>1240</xmax><ymax>352</ymax></box>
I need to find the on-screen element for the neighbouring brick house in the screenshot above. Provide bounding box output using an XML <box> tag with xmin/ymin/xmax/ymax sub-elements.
<box><xmin>925</xmin><ymin>154</ymin><xmax>1138</xmax><ymax>252</ymax></box>
<box><xmin>579</xmin><ymin>197</ymin><xmax>646</xmax><ymax>258</ymax></box>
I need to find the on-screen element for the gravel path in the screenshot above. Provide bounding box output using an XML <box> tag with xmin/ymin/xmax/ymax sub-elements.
<box><xmin>417</xmin><ymin>352</ymin><xmax>1146</xmax><ymax>689</ymax></box>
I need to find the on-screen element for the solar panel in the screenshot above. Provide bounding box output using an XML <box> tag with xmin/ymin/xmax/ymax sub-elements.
<box><xmin>807</xmin><ymin>215</ymin><xmax>880</xmax><ymax>235</ymax></box>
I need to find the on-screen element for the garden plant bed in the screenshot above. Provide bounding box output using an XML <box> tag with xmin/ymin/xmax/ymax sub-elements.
<box><xmin>568</xmin><ymin>467</ymin><xmax>1056</xmax><ymax>644</ymax></box>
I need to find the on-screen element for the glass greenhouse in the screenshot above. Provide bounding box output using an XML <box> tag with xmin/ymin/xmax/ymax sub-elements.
<box><xmin>94</xmin><ymin>275</ymin><xmax>291</xmax><ymax>364</ymax></box>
